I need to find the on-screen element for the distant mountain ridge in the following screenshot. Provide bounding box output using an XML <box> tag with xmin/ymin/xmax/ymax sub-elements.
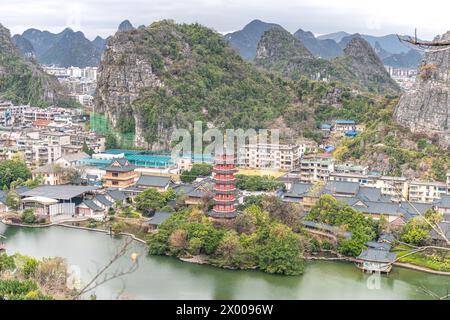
<box><xmin>255</xmin><ymin>26</ymin><xmax>400</xmax><ymax>94</ymax></box>
<box><xmin>293</xmin><ymin>29</ymin><xmax>342</xmax><ymax>60</ymax></box>
<box><xmin>20</xmin><ymin>27</ymin><xmax>102</xmax><ymax>67</ymax></box>
<box><xmin>117</xmin><ymin>20</ymin><xmax>135</xmax><ymax>33</ymax></box>
<box><xmin>227</xmin><ymin>20</ymin><xmax>422</xmax><ymax>68</ymax></box>
<box><xmin>225</xmin><ymin>19</ymin><xmax>281</xmax><ymax>60</ymax></box>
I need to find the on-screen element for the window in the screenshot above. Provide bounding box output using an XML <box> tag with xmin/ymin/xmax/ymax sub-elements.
<box><xmin>112</xmin><ymin>181</ymin><xmax>119</xmax><ymax>186</ymax></box>
<box><xmin>112</xmin><ymin>172</ymin><xmax>119</xmax><ymax>177</ymax></box>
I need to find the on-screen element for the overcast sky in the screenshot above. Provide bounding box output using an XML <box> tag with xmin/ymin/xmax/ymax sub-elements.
<box><xmin>0</xmin><ymin>0</ymin><xmax>448</xmax><ymax>40</ymax></box>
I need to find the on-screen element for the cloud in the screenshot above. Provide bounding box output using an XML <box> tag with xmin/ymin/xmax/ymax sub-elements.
<box><xmin>0</xmin><ymin>0</ymin><xmax>447</xmax><ymax>40</ymax></box>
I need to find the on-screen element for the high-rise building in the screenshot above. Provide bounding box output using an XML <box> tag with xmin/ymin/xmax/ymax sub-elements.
<box><xmin>209</xmin><ymin>154</ymin><xmax>238</xmax><ymax>219</ymax></box>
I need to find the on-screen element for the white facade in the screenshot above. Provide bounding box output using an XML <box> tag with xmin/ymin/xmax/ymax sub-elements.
<box><xmin>408</xmin><ymin>181</ymin><xmax>447</xmax><ymax>203</ymax></box>
<box><xmin>299</xmin><ymin>154</ymin><xmax>335</xmax><ymax>183</ymax></box>
<box><xmin>238</xmin><ymin>143</ymin><xmax>301</xmax><ymax>170</ymax></box>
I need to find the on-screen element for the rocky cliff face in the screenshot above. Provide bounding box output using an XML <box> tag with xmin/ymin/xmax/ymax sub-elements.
<box><xmin>0</xmin><ymin>23</ymin><xmax>62</xmax><ymax>106</ymax></box>
<box><xmin>394</xmin><ymin>31</ymin><xmax>450</xmax><ymax>147</ymax></box>
<box><xmin>335</xmin><ymin>37</ymin><xmax>400</xmax><ymax>94</ymax></box>
<box><xmin>95</xmin><ymin>28</ymin><xmax>163</xmax><ymax>147</ymax></box>
<box><xmin>11</xmin><ymin>34</ymin><xmax>35</xmax><ymax>59</ymax></box>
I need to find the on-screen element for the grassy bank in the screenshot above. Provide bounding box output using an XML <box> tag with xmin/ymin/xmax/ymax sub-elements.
<box><xmin>393</xmin><ymin>245</ymin><xmax>450</xmax><ymax>272</ymax></box>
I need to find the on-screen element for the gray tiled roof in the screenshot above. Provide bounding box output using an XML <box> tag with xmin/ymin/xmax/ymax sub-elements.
<box><xmin>353</xmin><ymin>201</ymin><xmax>401</xmax><ymax>216</ymax></box>
<box><xmin>95</xmin><ymin>194</ymin><xmax>113</xmax><ymax>207</ymax></box>
<box><xmin>104</xmin><ymin>158</ymin><xmax>136</xmax><ymax>172</ymax></box>
<box><xmin>21</xmin><ymin>185</ymin><xmax>98</xmax><ymax>201</ymax></box>
<box><xmin>136</xmin><ymin>175</ymin><xmax>171</xmax><ymax>188</ymax></box>
<box><xmin>15</xmin><ymin>186</ymin><xmax>31</xmax><ymax>195</ymax></box>
<box><xmin>148</xmin><ymin>212</ymin><xmax>172</xmax><ymax>225</ymax></box>
<box><xmin>379</xmin><ymin>233</ymin><xmax>395</xmax><ymax>243</ymax></box>
<box><xmin>174</xmin><ymin>184</ymin><xmax>207</xmax><ymax>198</ymax></box>
<box><xmin>434</xmin><ymin>195</ymin><xmax>450</xmax><ymax>209</ymax></box>
<box><xmin>82</xmin><ymin>199</ymin><xmax>104</xmax><ymax>212</ymax></box>
<box><xmin>324</xmin><ymin>181</ymin><xmax>360</xmax><ymax>195</ymax></box>
<box><xmin>284</xmin><ymin>183</ymin><xmax>313</xmax><ymax>198</ymax></box>
<box><xmin>365</xmin><ymin>241</ymin><xmax>391</xmax><ymax>251</ymax></box>
<box><xmin>399</xmin><ymin>202</ymin><xmax>433</xmax><ymax>221</ymax></box>
<box><xmin>357</xmin><ymin>249</ymin><xmax>397</xmax><ymax>263</ymax></box>
<box><xmin>429</xmin><ymin>222</ymin><xmax>450</xmax><ymax>241</ymax></box>
<box><xmin>107</xmin><ymin>190</ymin><xmax>127</xmax><ymax>201</ymax></box>
<box><xmin>356</xmin><ymin>187</ymin><xmax>389</xmax><ymax>202</ymax></box>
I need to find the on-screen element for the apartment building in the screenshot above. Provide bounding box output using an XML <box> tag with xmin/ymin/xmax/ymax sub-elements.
<box><xmin>69</xmin><ymin>131</ymin><xmax>106</xmax><ymax>153</ymax></box>
<box><xmin>408</xmin><ymin>181</ymin><xmax>447</xmax><ymax>203</ymax></box>
<box><xmin>23</xmin><ymin>143</ymin><xmax>62</xmax><ymax>166</ymax></box>
<box><xmin>238</xmin><ymin>143</ymin><xmax>301</xmax><ymax>170</ymax></box>
<box><xmin>334</xmin><ymin>163</ymin><xmax>369</xmax><ymax>175</ymax></box>
<box><xmin>297</xmin><ymin>139</ymin><xmax>319</xmax><ymax>155</ymax></box>
<box><xmin>299</xmin><ymin>154</ymin><xmax>335</xmax><ymax>183</ymax></box>
<box><xmin>373</xmin><ymin>176</ymin><xmax>409</xmax><ymax>202</ymax></box>
<box><xmin>329</xmin><ymin>173</ymin><xmax>409</xmax><ymax>201</ymax></box>
<box><xmin>330</xmin><ymin>172</ymin><xmax>378</xmax><ymax>185</ymax></box>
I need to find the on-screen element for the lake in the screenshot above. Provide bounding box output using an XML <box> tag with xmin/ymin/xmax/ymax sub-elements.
<box><xmin>1</xmin><ymin>223</ymin><xmax>448</xmax><ymax>300</ymax></box>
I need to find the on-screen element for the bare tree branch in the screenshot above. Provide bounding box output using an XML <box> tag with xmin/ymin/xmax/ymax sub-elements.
<box><xmin>72</xmin><ymin>237</ymin><xmax>141</xmax><ymax>300</ymax></box>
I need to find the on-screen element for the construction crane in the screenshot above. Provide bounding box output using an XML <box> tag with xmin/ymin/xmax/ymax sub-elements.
<box><xmin>397</xmin><ymin>29</ymin><xmax>450</xmax><ymax>52</ymax></box>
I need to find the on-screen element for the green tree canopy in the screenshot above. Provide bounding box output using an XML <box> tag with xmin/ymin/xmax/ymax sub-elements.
<box><xmin>0</xmin><ymin>160</ymin><xmax>31</xmax><ymax>189</ymax></box>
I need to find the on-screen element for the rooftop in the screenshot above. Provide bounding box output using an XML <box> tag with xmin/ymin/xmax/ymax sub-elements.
<box><xmin>136</xmin><ymin>175</ymin><xmax>172</xmax><ymax>188</ymax></box>
<box><xmin>148</xmin><ymin>212</ymin><xmax>172</xmax><ymax>226</ymax></box>
<box><xmin>20</xmin><ymin>185</ymin><xmax>98</xmax><ymax>201</ymax></box>
<box><xmin>357</xmin><ymin>249</ymin><xmax>397</xmax><ymax>263</ymax></box>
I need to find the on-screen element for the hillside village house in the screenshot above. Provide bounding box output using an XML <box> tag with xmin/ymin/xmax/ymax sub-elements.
<box><xmin>103</xmin><ymin>158</ymin><xmax>137</xmax><ymax>189</ymax></box>
<box><xmin>32</xmin><ymin>163</ymin><xmax>65</xmax><ymax>185</ymax></box>
<box><xmin>333</xmin><ymin>120</ymin><xmax>356</xmax><ymax>133</ymax></box>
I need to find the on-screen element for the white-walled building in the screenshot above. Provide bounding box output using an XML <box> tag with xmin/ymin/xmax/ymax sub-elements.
<box><xmin>408</xmin><ymin>181</ymin><xmax>447</xmax><ymax>203</ymax></box>
<box><xmin>299</xmin><ymin>154</ymin><xmax>335</xmax><ymax>183</ymax></box>
<box><xmin>238</xmin><ymin>143</ymin><xmax>301</xmax><ymax>170</ymax></box>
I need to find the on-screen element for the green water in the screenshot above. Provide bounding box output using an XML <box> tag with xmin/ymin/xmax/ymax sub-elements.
<box><xmin>0</xmin><ymin>223</ymin><xmax>448</xmax><ymax>300</ymax></box>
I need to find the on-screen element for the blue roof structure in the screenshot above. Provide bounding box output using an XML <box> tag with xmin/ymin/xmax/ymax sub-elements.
<box><xmin>321</xmin><ymin>123</ymin><xmax>332</xmax><ymax>130</ymax></box>
<box><xmin>345</xmin><ymin>130</ymin><xmax>358</xmax><ymax>137</ymax></box>
<box><xmin>335</xmin><ymin>120</ymin><xmax>356</xmax><ymax>125</ymax></box>
<box><xmin>127</xmin><ymin>155</ymin><xmax>173</xmax><ymax>168</ymax></box>
<box><xmin>105</xmin><ymin>149</ymin><xmax>143</xmax><ymax>155</ymax></box>
<box><xmin>78</xmin><ymin>158</ymin><xmax>112</xmax><ymax>167</ymax></box>
<box><xmin>323</xmin><ymin>145</ymin><xmax>335</xmax><ymax>153</ymax></box>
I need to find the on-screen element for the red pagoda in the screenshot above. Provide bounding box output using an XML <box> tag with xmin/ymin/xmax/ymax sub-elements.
<box><xmin>209</xmin><ymin>153</ymin><xmax>238</xmax><ymax>219</ymax></box>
